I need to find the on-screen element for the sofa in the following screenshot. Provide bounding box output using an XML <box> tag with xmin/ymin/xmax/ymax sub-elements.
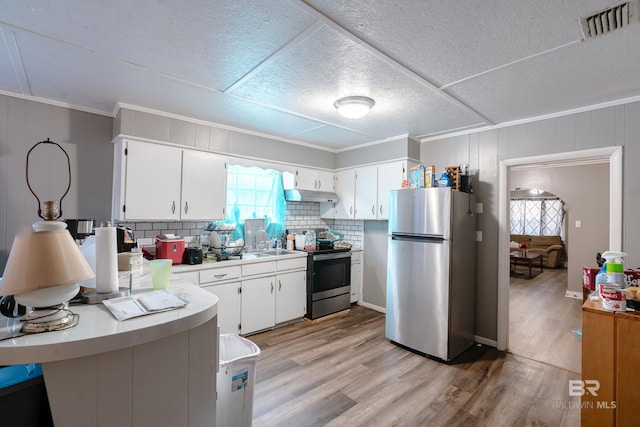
<box><xmin>510</xmin><ymin>234</ymin><xmax>565</xmax><ymax>268</ymax></box>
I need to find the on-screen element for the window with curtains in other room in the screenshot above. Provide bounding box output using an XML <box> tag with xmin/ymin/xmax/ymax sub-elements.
<box><xmin>510</xmin><ymin>198</ymin><xmax>565</xmax><ymax>239</ymax></box>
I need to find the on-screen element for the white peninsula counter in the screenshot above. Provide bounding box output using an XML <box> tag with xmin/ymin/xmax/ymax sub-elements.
<box><xmin>0</xmin><ymin>278</ymin><xmax>218</xmax><ymax>427</ymax></box>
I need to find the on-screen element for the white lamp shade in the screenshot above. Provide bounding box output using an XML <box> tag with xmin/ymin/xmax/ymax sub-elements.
<box><xmin>0</xmin><ymin>228</ymin><xmax>95</xmax><ymax>296</ymax></box>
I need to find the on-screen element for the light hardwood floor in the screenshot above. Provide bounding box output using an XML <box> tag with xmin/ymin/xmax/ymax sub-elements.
<box><xmin>250</xmin><ymin>306</ymin><xmax>581</xmax><ymax>426</ymax></box>
<box><xmin>508</xmin><ymin>267</ymin><xmax>582</xmax><ymax>374</ymax></box>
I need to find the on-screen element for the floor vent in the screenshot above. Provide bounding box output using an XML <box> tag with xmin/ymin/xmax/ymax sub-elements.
<box><xmin>580</xmin><ymin>1</ymin><xmax>639</xmax><ymax>39</ymax></box>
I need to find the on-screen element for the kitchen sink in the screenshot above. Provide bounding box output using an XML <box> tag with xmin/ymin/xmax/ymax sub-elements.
<box><xmin>241</xmin><ymin>249</ymin><xmax>298</xmax><ymax>259</ymax></box>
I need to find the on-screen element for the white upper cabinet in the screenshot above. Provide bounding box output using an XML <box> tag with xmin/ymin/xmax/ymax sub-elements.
<box><xmin>354</xmin><ymin>166</ymin><xmax>377</xmax><ymax>220</ymax></box>
<box><xmin>287</xmin><ymin>167</ymin><xmax>335</xmax><ymax>192</ymax></box>
<box><xmin>112</xmin><ymin>139</ymin><xmax>227</xmax><ymax>221</ymax></box>
<box><xmin>326</xmin><ymin>161</ymin><xmax>408</xmax><ymax>220</ymax></box>
<box><xmin>181</xmin><ymin>150</ymin><xmax>227</xmax><ymax>220</ymax></box>
<box><xmin>377</xmin><ymin>161</ymin><xmax>407</xmax><ymax>220</ymax></box>
<box><xmin>333</xmin><ymin>169</ymin><xmax>356</xmax><ymax>219</ymax></box>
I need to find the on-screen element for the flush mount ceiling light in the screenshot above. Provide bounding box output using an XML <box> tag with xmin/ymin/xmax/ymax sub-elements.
<box><xmin>333</xmin><ymin>96</ymin><xmax>375</xmax><ymax>119</ymax></box>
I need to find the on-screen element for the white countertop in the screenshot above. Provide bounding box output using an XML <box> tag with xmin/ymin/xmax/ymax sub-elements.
<box><xmin>0</xmin><ymin>277</ymin><xmax>218</xmax><ymax>365</ymax></box>
<box><xmin>170</xmin><ymin>249</ymin><xmax>308</xmax><ymax>273</ymax></box>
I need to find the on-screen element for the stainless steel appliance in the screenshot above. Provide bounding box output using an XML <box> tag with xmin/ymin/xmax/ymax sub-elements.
<box><xmin>386</xmin><ymin>187</ymin><xmax>476</xmax><ymax>361</ymax></box>
<box><xmin>304</xmin><ymin>246</ymin><xmax>351</xmax><ymax>320</ymax></box>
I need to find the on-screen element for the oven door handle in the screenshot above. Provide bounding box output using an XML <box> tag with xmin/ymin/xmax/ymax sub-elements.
<box><xmin>312</xmin><ymin>252</ymin><xmax>351</xmax><ymax>261</ymax></box>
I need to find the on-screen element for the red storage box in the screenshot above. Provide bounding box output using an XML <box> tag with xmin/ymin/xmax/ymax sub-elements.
<box><xmin>583</xmin><ymin>266</ymin><xmax>640</xmax><ymax>290</ymax></box>
<box><xmin>155</xmin><ymin>235</ymin><xmax>185</xmax><ymax>264</ymax></box>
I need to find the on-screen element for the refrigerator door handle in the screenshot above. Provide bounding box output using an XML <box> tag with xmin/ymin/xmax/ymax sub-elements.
<box><xmin>391</xmin><ymin>233</ymin><xmax>445</xmax><ymax>242</ymax></box>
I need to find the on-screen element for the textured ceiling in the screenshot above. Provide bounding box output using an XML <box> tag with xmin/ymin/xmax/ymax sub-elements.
<box><xmin>1</xmin><ymin>0</ymin><xmax>639</xmax><ymax>151</ymax></box>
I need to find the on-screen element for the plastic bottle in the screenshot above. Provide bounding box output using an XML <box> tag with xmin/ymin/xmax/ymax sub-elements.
<box><xmin>437</xmin><ymin>170</ymin><xmax>450</xmax><ymax>187</ymax></box>
<box><xmin>286</xmin><ymin>234</ymin><xmax>294</xmax><ymax>250</ymax></box>
<box><xmin>602</xmin><ymin>251</ymin><xmax>627</xmax><ymax>288</ymax></box>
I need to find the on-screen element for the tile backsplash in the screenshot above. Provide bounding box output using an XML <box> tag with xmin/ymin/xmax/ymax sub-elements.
<box><xmin>117</xmin><ymin>201</ymin><xmax>363</xmax><ymax>248</ymax></box>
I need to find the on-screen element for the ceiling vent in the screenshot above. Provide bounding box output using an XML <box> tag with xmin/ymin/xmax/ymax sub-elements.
<box><xmin>580</xmin><ymin>1</ymin><xmax>639</xmax><ymax>39</ymax></box>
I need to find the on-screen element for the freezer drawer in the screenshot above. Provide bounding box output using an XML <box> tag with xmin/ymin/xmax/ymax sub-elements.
<box><xmin>385</xmin><ymin>235</ymin><xmax>450</xmax><ymax>359</ymax></box>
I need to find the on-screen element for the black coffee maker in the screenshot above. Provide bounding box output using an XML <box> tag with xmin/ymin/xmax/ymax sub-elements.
<box><xmin>116</xmin><ymin>226</ymin><xmax>137</xmax><ymax>252</ymax></box>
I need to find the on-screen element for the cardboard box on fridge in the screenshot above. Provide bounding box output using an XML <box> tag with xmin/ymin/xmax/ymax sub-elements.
<box><xmin>409</xmin><ymin>165</ymin><xmax>436</xmax><ymax>188</ymax></box>
<box><xmin>583</xmin><ymin>266</ymin><xmax>640</xmax><ymax>290</ymax></box>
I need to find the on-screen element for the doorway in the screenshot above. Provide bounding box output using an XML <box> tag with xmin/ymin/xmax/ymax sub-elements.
<box><xmin>497</xmin><ymin>147</ymin><xmax>623</xmax><ymax>354</ymax></box>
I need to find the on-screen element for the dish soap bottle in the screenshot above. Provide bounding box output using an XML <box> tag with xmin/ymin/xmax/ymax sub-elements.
<box><xmin>437</xmin><ymin>170</ymin><xmax>450</xmax><ymax>187</ymax></box>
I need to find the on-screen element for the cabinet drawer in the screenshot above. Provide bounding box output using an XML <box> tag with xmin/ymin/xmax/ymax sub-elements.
<box><xmin>242</xmin><ymin>261</ymin><xmax>276</xmax><ymax>277</ymax></box>
<box><xmin>277</xmin><ymin>257</ymin><xmax>307</xmax><ymax>271</ymax></box>
<box><xmin>199</xmin><ymin>266</ymin><xmax>241</xmax><ymax>284</ymax></box>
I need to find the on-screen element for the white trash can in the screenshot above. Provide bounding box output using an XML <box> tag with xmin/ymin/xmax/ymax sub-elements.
<box><xmin>217</xmin><ymin>334</ymin><xmax>261</xmax><ymax>427</ymax></box>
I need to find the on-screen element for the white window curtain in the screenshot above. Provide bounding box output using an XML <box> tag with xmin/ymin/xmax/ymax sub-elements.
<box><xmin>510</xmin><ymin>199</ymin><xmax>565</xmax><ymax>238</ymax></box>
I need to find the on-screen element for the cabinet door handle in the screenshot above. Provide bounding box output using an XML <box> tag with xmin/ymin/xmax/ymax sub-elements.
<box><xmin>279</xmin><ymin>280</ymin><xmax>282</xmax><ymax>291</ymax></box>
<box><xmin>184</xmin><ymin>201</ymin><xmax>188</xmax><ymax>214</ymax></box>
<box><xmin>271</xmin><ymin>282</ymin><xmax>274</xmax><ymax>294</ymax></box>
<box><xmin>380</xmin><ymin>205</ymin><xmax>383</xmax><ymax>215</ymax></box>
<box><xmin>171</xmin><ymin>201</ymin><xmax>176</xmax><ymax>214</ymax></box>
<box><xmin>214</xmin><ymin>274</ymin><xmax>227</xmax><ymax>279</ymax></box>
<box><xmin>371</xmin><ymin>205</ymin><xmax>375</xmax><ymax>215</ymax></box>
<box><xmin>317</xmin><ymin>179</ymin><xmax>321</xmax><ymax>190</ymax></box>
<box><xmin>350</xmin><ymin>206</ymin><xmax>353</xmax><ymax>215</ymax></box>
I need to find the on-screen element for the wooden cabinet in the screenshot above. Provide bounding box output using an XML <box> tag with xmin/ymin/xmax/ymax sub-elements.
<box><xmin>112</xmin><ymin>139</ymin><xmax>227</xmax><ymax>221</ymax></box>
<box><xmin>582</xmin><ymin>300</ymin><xmax>640</xmax><ymax>426</ymax></box>
<box><xmin>355</xmin><ymin>166</ymin><xmax>377</xmax><ymax>219</ymax></box>
<box><xmin>333</xmin><ymin>169</ymin><xmax>356</xmax><ymax>219</ymax></box>
<box><xmin>350</xmin><ymin>250</ymin><xmax>363</xmax><ymax>303</ymax></box>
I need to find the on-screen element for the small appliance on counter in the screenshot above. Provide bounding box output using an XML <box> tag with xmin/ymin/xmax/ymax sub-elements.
<box><xmin>116</xmin><ymin>226</ymin><xmax>137</xmax><ymax>253</ymax></box>
<box><xmin>155</xmin><ymin>234</ymin><xmax>185</xmax><ymax>264</ymax></box>
<box><xmin>65</xmin><ymin>219</ymin><xmax>94</xmax><ymax>243</ymax></box>
<box><xmin>183</xmin><ymin>247</ymin><xmax>203</xmax><ymax>265</ymax></box>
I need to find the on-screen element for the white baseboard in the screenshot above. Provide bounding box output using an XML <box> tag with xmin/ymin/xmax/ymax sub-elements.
<box><xmin>474</xmin><ymin>335</ymin><xmax>498</xmax><ymax>348</ymax></box>
<box><xmin>565</xmin><ymin>290</ymin><xmax>582</xmax><ymax>300</ymax></box>
<box><xmin>356</xmin><ymin>301</ymin><xmax>386</xmax><ymax>313</ymax></box>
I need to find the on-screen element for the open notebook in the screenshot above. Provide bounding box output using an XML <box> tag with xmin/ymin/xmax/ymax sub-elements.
<box><xmin>102</xmin><ymin>290</ymin><xmax>187</xmax><ymax>321</ymax></box>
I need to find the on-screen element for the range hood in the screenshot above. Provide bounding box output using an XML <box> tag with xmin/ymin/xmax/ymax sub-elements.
<box><xmin>284</xmin><ymin>189</ymin><xmax>339</xmax><ymax>203</ymax></box>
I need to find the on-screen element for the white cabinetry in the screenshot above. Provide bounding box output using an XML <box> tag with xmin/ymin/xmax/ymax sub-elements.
<box><xmin>327</xmin><ymin>161</ymin><xmax>407</xmax><ymax>220</ymax></box>
<box><xmin>284</xmin><ymin>167</ymin><xmax>335</xmax><ymax>192</ymax></box>
<box><xmin>350</xmin><ymin>250</ymin><xmax>363</xmax><ymax>303</ymax></box>
<box><xmin>181</xmin><ymin>150</ymin><xmax>227</xmax><ymax>220</ymax></box>
<box><xmin>276</xmin><ymin>270</ymin><xmax>306</xmax><ymax>323</ymax></box>
<box><xmin>241</xmin><ymin>276</ymin><xmax>276</xmax><ymax>334</ymax></box>
<box><xmin>112</xmin><ymin>139</ymin><xmax>227</xmax><ymax>221</ymax></box>
<box><xmin>204</xmin><ymin>281</ymin><xmax>241</xmax><ymax>334</ymax></box>
<box><xmin>376</xmin><ymin>161</ymin><xmax>407</xmax><ymax>220</ymax></box>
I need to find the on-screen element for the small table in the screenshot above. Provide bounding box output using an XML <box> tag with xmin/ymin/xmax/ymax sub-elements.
<box><xmin>510</xmin><ymin>252</ymin><xmax>543</xmax><ymax>279</ymax></box>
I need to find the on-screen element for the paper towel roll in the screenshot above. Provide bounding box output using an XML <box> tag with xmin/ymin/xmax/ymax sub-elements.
<box><xmin>95</xmin><ymin>227</ymin><xmax>119</xmax><ymax>294</ymax></box>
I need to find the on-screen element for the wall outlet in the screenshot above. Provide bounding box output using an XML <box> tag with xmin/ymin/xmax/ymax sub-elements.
<box><xmin>476</xmin><ymin>231</ymin><xmax>482</xmax><ymax>242</ymax></box>
<box><xmin>575</xmin><ymin>220</ymin><xmax>582</xmax><ymax>228</ymax></box>
<box><xmin>476</xmin><ymin>202</ymin><xmax>483</xmax><ymax>214</ymax></box>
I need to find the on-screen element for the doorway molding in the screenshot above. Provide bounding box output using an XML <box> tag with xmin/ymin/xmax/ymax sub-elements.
<box><xmin>496</xmin><ymin>146</ymin><xmax>623</xmax><ymax>351</ymax></box>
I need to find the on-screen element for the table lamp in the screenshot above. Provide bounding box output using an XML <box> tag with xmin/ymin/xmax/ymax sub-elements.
<box><xmin>0</xmin><ymin>139</ymin><xmax>95</xmax><ymax>333</ymax></box>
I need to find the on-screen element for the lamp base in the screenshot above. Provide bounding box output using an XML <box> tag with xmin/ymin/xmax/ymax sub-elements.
<box><xmin>80</xmin><ymin>287</ymin><xmax>130</xmax><ymax>304</ymax></box>
<box><xmin>20</xmin><ymin>305</ymin><xmax>79</xmax><ymax>333</ymax></box>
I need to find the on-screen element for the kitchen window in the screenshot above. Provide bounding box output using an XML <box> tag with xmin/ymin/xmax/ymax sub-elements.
<box><xmin>222</xmin><ymin>165</ymin><xmax>286</xmax><ymax>240</ymax></box>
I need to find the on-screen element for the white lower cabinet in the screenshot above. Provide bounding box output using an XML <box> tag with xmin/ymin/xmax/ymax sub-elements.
<box><xmin>203</xmin><ymin>281</ymin><xmax>241</xmax><ymax>335</ymax></box>
<box><xmin>276</xmin><ymin>271</ymin><xmax>306</xmax><ymax>323</ymax></box>
<box><xmin>241</xmin><ymin>276</ymin><xmax>276</xmax><ymax>335</ymax></box>
<box><xmin>350</xmin><ymin>251</ymin><xmax>363</xmax><ymax>303</ymax></box>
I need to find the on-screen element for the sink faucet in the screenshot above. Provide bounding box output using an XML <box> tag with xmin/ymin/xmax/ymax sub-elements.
<box><xmin>255</xmin><ymin>229</ymin><xmax>268</xmax><ymax>251</ymax></box>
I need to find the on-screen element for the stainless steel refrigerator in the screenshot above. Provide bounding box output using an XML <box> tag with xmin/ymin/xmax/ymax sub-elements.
<box><xmin>385</xmin><ymin>187</ymin><xmax>476</xmax><ymax>361</ymax></box>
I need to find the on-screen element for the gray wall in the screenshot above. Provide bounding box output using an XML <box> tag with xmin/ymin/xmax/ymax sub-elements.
<box><xmin>0</xmin><ymin>94</ymin><xmax>113</xmax><ymax>271</ymax></box>
<box><xmin>421</xmin><ymin>102</ymin><xmax>640</xmax><ymax>341</ymax></box>
<box><xmin>115</xmin><ymin>108</ymin><xmax>336</xmax><ymax>169</ymax></box>
<box><xmin>510</xmin><ymin>163</ymin><xmax>609</xmax><ymax>294</ymax></box>
<box><xmin>335</xmin><ymin>136</ymin><xmax>415</xmax><ymax>169</ymax></box>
